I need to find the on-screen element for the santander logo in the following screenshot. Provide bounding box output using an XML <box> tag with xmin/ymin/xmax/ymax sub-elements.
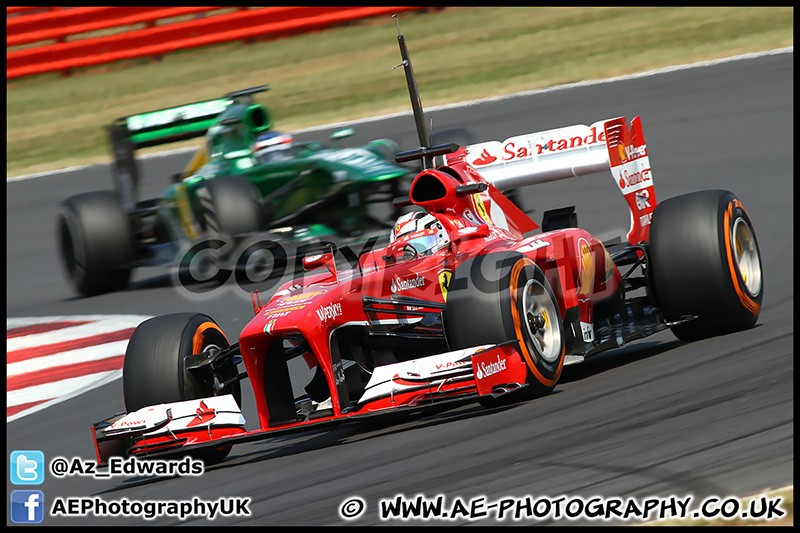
<box><xmin>475</xmin><ymin>354</ymin><xmax>507</xmax><ymax>380</ymax></box>
<box><xmin>473</xmin><ymin>148</ymin><xmax>497</xmax><ymax>166</ymax></box>
<box><xmin>619</xmin><ymin>167</ymin><xmax>652</xmax><ymax>189</ymax></box>
<box><xmin>391</xmin><ymin>275</ymin><xmax>426</xmax><ymax>293</ymax></box>
<box><xmin>504</xmin><ymin>126</ymin><xmax>605</xmax><ymax>160</ymax></box>
<box><xmin>467</xmin><ymin>122</ymin><xmax>608</xmax><ymax>168</ymax></box>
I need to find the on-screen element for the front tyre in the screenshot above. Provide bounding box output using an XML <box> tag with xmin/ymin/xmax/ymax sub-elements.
<box><xmin>444</xmin><ymin>252</ymin><xmax>565</xmax><ymax>404</ymax></box>
<box><xmin>123</xmin><ymin>313</ymin><xmax>241</xmax><ymax>463</ymax></box>
<box><xmin>649</xmin><ymin>189</ymin><xmax>763</xmax><ymax>341</ymax></box>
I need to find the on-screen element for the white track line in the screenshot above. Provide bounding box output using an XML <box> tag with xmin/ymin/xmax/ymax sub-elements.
<box><xmin>8</xmin><ymin>320</ymin><xmax>139</xmax><ymax>351</ymax></box>
<box><xmin>8</xmin><ymin>341</ymin><xmax>128</xmax><ymax>378</ymax></box>
<box><xmin>6</xmin><ymin>315</ymin><xmax>151</xmax><ymax>422</ymax></box>
<box><xmin>6</xmin><ymin>314</ymin><xmax>150</xmax><ymax>328</ymax></box>
<box><xmin>293</xmin><ymin>47</ymin><xmax>795</xmax><ymax>131</ymax></box>
<box><xmin>7</xmin><ymin>371</ymin><xmax>118</xmax><ymax>406</ymax></box>
<box><xmin>7</xmin><ymin>47</ymin><xmax>792</xmax><ymax>183</ymax></box>
<box><xmin>7</xmin><ymin>371</ymin><xmax>122</xmax><ymax>423</ymax></box>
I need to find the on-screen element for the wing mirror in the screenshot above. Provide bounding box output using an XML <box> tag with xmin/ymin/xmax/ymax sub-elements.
<box><xmin>455</xmin><ymin>224</ymin><xmax>491</xmax><ymax>240</ymax></box>
<box><xmin>329</xmin><ymin>128</ymin><xmax>355</xmax><ymax>146</ymax></box>
<box><xmin>302</xmin><ymin>252</ymin><xmax>338</xmax><ymax>282</ymax></box>
<box><xmin>303</xmin><ymin>252</ymin><xmax>333</xmax><ymax>271</ymax></box>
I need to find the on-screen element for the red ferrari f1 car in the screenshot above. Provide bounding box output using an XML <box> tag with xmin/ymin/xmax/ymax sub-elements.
<box><xmin>91</xmin><ymin>29</ymin><xmax>763</xmax><ymax>465</ymax></box>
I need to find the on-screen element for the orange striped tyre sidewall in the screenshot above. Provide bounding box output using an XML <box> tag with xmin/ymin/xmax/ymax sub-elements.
<box><xmin>122</xmin><ymin>313</ymin><xmax>239</xmax><ymax>464</ymax></box>
<box><xmin>649</xmin><ymin>190</ymin><xmax>763</xmax><ymax>341</ymax></box>
<box><xmin>507</xmin><ymin>256</ymin><xmax>565</xmax><ymax>393</ymax></box>
<box><xmin>443</xmin><ymin>252</ymin><xmax>565</xmax><ymax>398</ymax></box>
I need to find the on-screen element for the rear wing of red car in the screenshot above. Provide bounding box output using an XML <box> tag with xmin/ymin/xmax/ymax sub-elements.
<box><xmin>108</xmin><ymin>85</ymin><xmax>269</xmax><ymax>212</ymax></box>
<box><xmin>445</xmin><ymin>116</ymin><xmax>657</xmax><ymax>245</ymax></box>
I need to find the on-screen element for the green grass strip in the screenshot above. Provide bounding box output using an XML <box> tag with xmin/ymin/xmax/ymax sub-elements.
<box><xmin>6</xmin><ymin>7</ymin><xmax>793</xmax><ymax>177</ymax></box>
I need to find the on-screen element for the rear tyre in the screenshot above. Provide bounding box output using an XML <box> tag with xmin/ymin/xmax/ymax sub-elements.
<box><xmin>649</xmin><ymin>189</ymin><xmax>763</xmax><ymax>341</ymax></box>
<box><xmin>123</xmin><ymin>313</ymin><xmax>242</xmax><ymax>464</ymax></box>
<box><xmin>443</xmin><ymin>252</ymin><xmax>565</xmax><ymax>406</ymax></box>
<box><xmin>56</xmin><ymin>191</ymin><xmax>135</xmax><ymax>296</ymax></box>
<box><xmin>195</xmin><ymin>175</ymin><xmax>266</xmax><ymax>237</ymax></box>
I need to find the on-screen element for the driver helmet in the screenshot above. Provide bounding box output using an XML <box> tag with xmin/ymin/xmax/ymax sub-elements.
<box><xmin>252</xmin><ymin>131</ymin><xmax>294</xmax><ymax>154</ymax></box>
<box><xmin>390</xmin><ymin>211</ymin><xmax>449</xmax><ymax>256</ymax></box>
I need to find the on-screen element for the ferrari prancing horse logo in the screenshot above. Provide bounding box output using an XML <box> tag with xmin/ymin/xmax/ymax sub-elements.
<box><xmin>472</xmin><ymin>194</ymin><xmax>493</xmax><ymax>225</ymax></box>
<box><xmin>438</xmin><ymin>270</ymin><xmax>452</xmax><ymax>301</ymax></box>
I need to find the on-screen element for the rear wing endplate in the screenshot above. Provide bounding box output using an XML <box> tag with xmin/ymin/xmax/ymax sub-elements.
<box><xmin>445</xmin><ymin>116</ymin><xmax>657</xmax><ymax>245</ymax></box>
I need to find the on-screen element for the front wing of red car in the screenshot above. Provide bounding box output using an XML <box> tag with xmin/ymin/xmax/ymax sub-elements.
<box><xmin>92</xmin><ymin>342</ymin><xmax>527</xmax><ymax>465</ymax></box>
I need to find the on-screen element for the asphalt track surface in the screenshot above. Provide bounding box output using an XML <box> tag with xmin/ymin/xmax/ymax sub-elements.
<box><xmin>6</xmin><ymin>52</ymin><xmax>793</xmax><ymax>525</ymax></box>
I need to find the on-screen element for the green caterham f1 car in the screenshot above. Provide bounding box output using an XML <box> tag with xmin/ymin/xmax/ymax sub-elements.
<box><xmin>57</xmin><ymin>86</ymin><xmax>410</xmax><ymax>296</ymax></box>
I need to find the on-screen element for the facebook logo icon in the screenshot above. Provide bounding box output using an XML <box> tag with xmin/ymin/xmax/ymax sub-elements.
<box><xmin>10</xmin><ymin>450</ymin><xmax>45</xmax><ymax>485</ymax></box>
<box><xmin>10</xmin><ymin>490</ymin><xmax>45</xmax><ymax>524</ymax></box>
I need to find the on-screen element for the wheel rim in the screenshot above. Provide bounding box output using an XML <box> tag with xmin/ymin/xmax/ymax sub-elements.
<box><xmin>521</xmin><ymin>279</ymin><xmax>561</xmax><ymax>364</ymax></box>
<box><xmin>732</xmin><ymin>218</ymin><xmax>762</xmax><ymax>297</ymax></box>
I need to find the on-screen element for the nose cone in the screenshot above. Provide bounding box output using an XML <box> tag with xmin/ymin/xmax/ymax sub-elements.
<box><xmin>240</xmin><ymin>313</ymin><xmax>269</xmax><ymax>343</ymax></box>
<box><xmin>242</xmin><ymin>287</ymin><xmax>351</xmax><ymax>343</ymax></box>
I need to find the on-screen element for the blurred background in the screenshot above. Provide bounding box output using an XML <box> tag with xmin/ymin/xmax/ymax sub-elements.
<box><xmin>6</xmin><ymin>6</ymin><xmax>793</xmax><ymax>178</ymax></box>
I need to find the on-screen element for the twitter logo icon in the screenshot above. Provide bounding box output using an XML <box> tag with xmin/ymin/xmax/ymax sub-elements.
<box><xmin>10</xmin><ymin>450</ymin><xmax>45</xmax><ymax>485</ymax></box>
